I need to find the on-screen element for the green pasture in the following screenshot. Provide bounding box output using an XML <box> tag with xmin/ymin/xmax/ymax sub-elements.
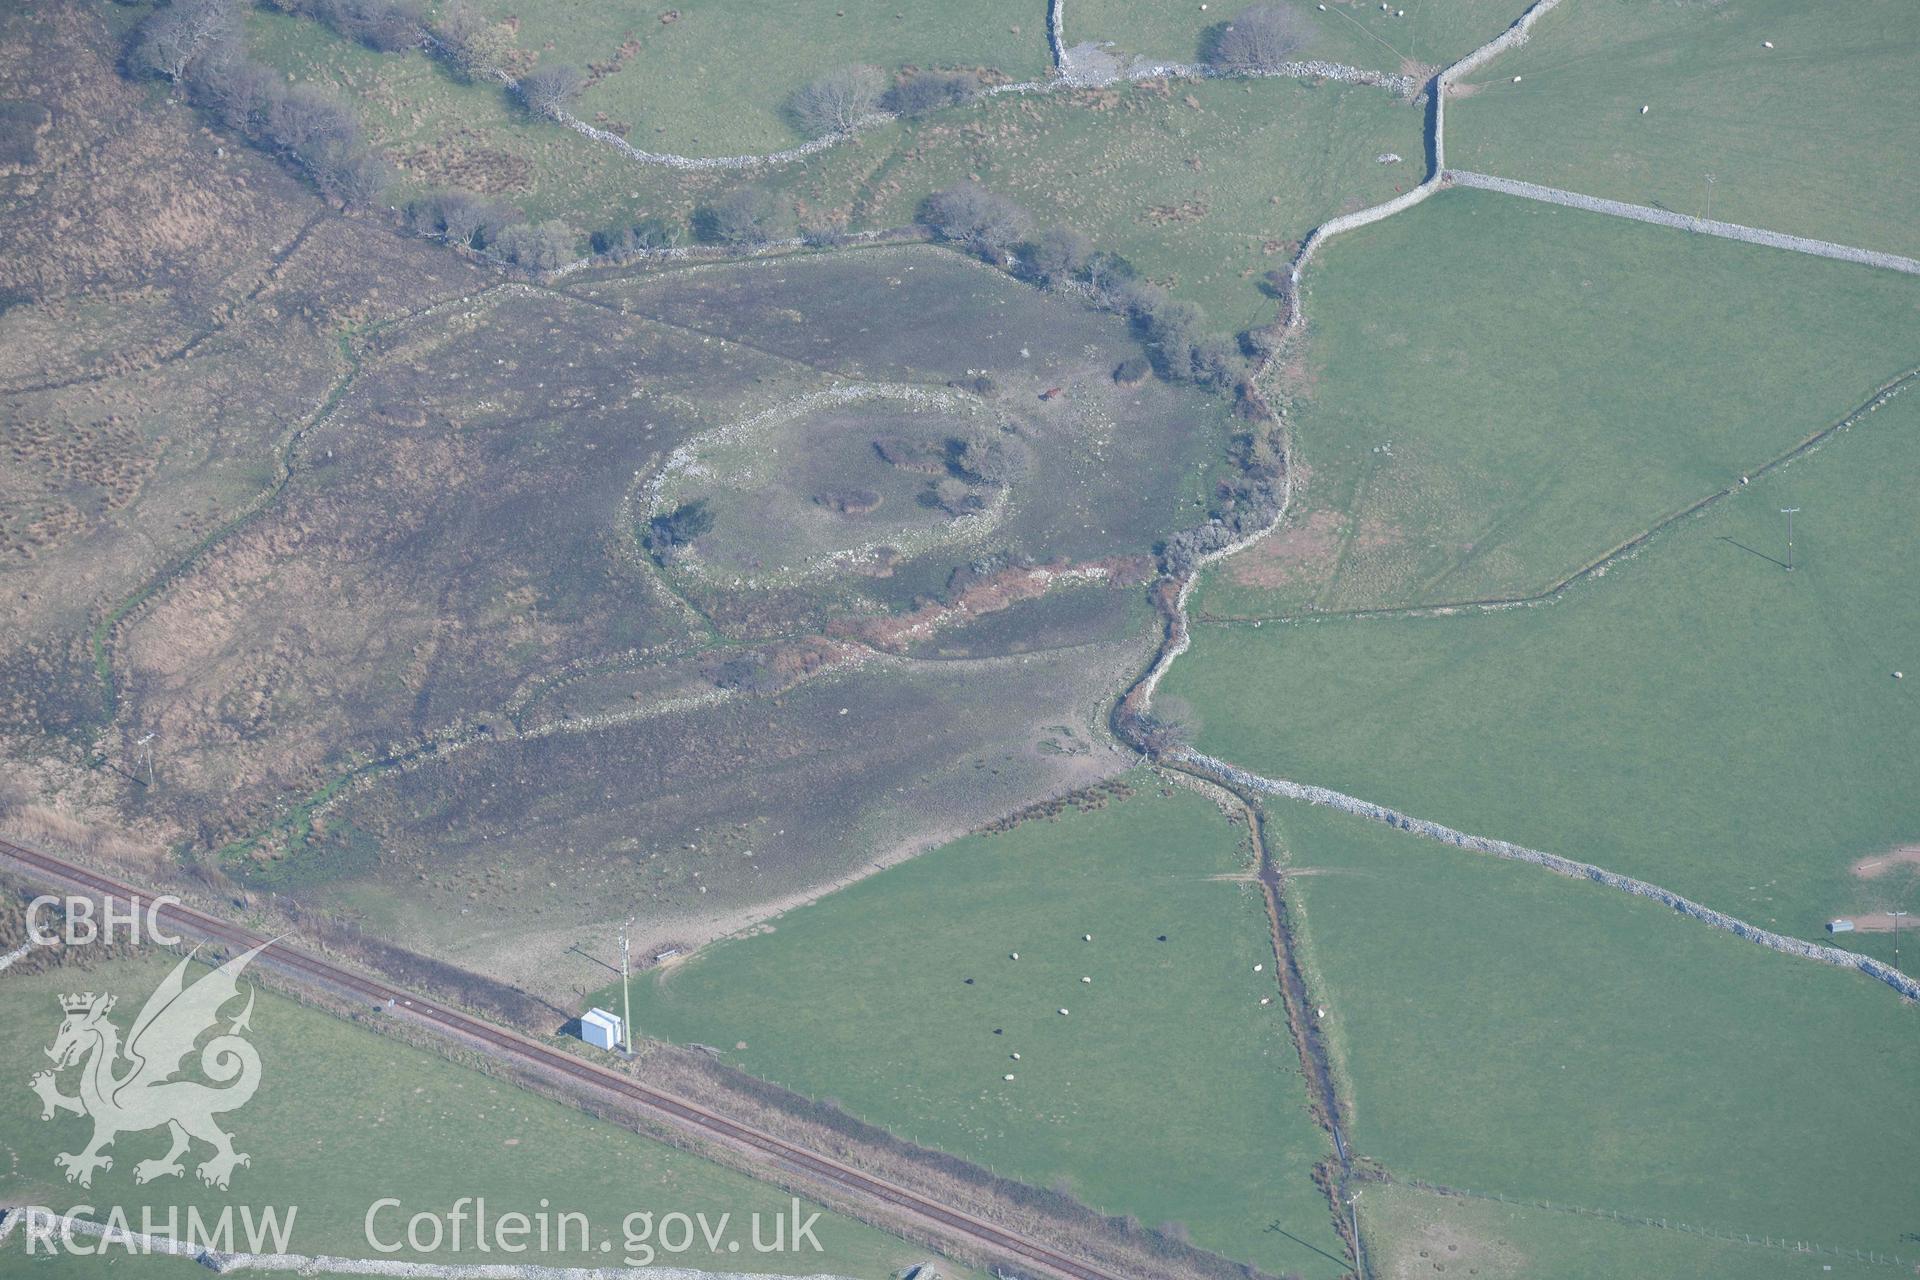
<box><xmin>243</xmin><ymin>0</ymin><xmax>1424</xmax><ymax>329</ymax></box>
<box><xmin>1448</xmin><ymin>0</ymin><xmax>1920</xmax><ymax>260</ymax></box>
<box><xmin>475</xmin><ymin>0</ymin><xmax>1050</xmax><ymax>158</ymax></box>
<box><xmin>242</xmin><ymin>6</ymin><xmax>725</xmax><ymax>230</ymax></box>
<box><xmin>828</xmin><ymin>73</ymin><xmax>1424</xmax><ymax>325</ymax></box>
<box><xmin>1171</xmin><ymin>381</ymin><xmax>1920</xmax><ymax>944</ymax></box>
<box><xmin>1361</xmin><ymin>1181</ymin><xmax>1898</xmax><ymax>1280</ymax></box>
<box><xmin>1065</xmin><ymin>0</ymin><xmax>1536</xmax><ymax>76</ymax></box>
<box><xmin>1189</xmin><ymin>187</ymin><xmax>1920</xmax><ymax>617</ymax></box>
<box><xmin>0</xmin><ymin>955</ymin><xmax>932</xmax><ymax>1277</ymax></box>
<box><xmin>1269</xmin><ymin>801</ymin><xmax>1920</xmax><ymax>1260</ymax></box>
<box><xmin>617</xmin><ymin>778</ymin><xmax>1351</xmax><ymax>1278</ymax></box>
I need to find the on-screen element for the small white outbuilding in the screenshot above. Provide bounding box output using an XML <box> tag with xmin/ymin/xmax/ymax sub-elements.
<box><xmin>580</xmin><ymin>1007</ymin><xmax>624</xmax><ymax>1051</ymax></box>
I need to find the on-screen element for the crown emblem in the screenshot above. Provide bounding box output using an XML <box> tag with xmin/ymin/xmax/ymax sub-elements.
<box><xmin>59</xmin><ymin>992</ymin><xmax>111</xmax><ymax>1015</ymax></box>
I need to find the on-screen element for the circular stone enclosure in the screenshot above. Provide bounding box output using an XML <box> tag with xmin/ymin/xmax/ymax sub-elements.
<box><xmin>652</xmin><ymin>386</ymin><xmax>1028</xmax><ymax>583</ymax></box>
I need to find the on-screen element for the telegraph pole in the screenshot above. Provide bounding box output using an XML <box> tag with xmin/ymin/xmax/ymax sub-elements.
<box><xmin>1780</xmin><ymin>508</ymin><xmax>1799</xmax><ymax>570</ymax></box>
<box><xmin>620</xmin><ymin>920</ymin><xmax>634</xmax><ymax>1055</ymax></box>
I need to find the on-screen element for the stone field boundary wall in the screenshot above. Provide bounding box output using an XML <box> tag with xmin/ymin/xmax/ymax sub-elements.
<box><xmin>1180</xmin><ymin>751</ymin><xmax>1920</xmax><ymax>1002</ymax></box>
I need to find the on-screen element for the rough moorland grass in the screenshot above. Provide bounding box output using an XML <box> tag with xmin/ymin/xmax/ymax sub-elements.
<box><xmin>1190</xmin><ymin>187</ymin><xmax>1920</xmax><ymax>617</ymax></box>
<box><xmin>1065</xmin><ymin>0</ymin><xmax>1536</xmax><ymax>77</ymax></box>
<box><xmin>1448</xmin><ymin>0</ymin><xmax>1920</xmax><ymax>260</ymax></box>
<box><xmin>478</xmin><ymin>0</ymin><xmax>1050</xmax><ymax>158</ymax></box>
<box><xmin>617</xmin><ymin>779</ymin><xmax>1350</xmax><ymax>1279</ymax></box>
<box><xmin>818</xmin><ymin>74</ymin><xmax>1426</xmax><ymax>325</ymax></box>
<box><xmin>1172</xmin><ymin>387</ymin><xmax>1920</xmax><ymax>952</ymax></box>
<box><xmin>0</xmin><ymin>954</ymin><xmax>933</xmax><ymax>1277</ymax></box>
<box><xmin>595</xmin><ymin>247</ymin><xmax>1241</xmax><ymax>605</ymax></box>
<box><xmin>1269</xmin><ymin>801</ymin><xmax>1920</xmax><ymax>1260</ymax></box>
<box><xmin>1361</xmin><ymin>1182</ymin><xmax>1894</xmax><ymax>1280</ymax></box>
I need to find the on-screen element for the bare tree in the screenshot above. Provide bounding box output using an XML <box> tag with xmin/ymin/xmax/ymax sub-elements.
<box><xmin>431</xmin><ymin>0</ymin><xmax>512</xmax><ymax>81</ymax></box>
<box><xmin>307</xmin><ymin>0</ymin><xmax>425</xmax><ymax>52</ymax></box>
<box><xmin>918</xmin><ymin>184</ymin><xmax>1033</xmax><ymax>260</ymax></box>
<box><xmin>409</xmin><ymin>189</ymin><xmax>516</xmax><ymax>248</ymax></box>
<box><xmin>312</xmin><ymin>145</ymin><xmax>390</xmax><ymax>207</ymax></box>
<box><xmin>517</xmin><ymin>63</ymin><xmax>583</xmax><ymax>119</ymax></box>
<box><xmin>263</xmin><ymin>85</ymin><xmax>358</xmax><ymax>160</ymax></box>
<box><xmin>133</xmin><ymin>0</ymin><xmax>239</xmax><ymax>83</ymax></box>
<box><xmin>699</xmin><ymin>187</ymin><xmax>787</xmax><ymax>246</ymax></box>
<box><xmin>786</xmin><ymin>64</ymin><xmax>885</xmax><ymax>136</ymax></box>
<box><xmin>192</xmin><ymin>54</ymin><xmax>280</xmax><ymax>133</ymax></box>
<box><xmin>1206</xmin><ymin>3</ymin><xmax>1308</xmax><ymax>73</ymax></box>
<box><xmin>490</xmin><ymin>221</ymin><xmax>576</xmax><ymax>271</ymax></box>
<box><xmin>1023</xmin><ymin>225</ymin><xmax>1092</xmax><ymax>287</ymax></box>
<box><xmin>435</xmin><ymin>193</ymin><xmax>498</xmax><ymax>247</ymax></box>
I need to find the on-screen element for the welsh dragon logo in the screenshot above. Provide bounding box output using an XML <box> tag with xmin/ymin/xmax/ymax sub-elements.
<box><xmin>28</xmin><ymin>943</ymin><xmax>268</xmax><ymax>1190</ymax></box>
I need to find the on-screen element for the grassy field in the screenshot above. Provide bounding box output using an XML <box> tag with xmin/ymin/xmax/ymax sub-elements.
<box><xmin>242</xmin><ymin>1</ymin><xmax>1425</xmax><ymax>331</ymax></box>
<box><xmin>0</xmin><ymin>954</ymin><xmax>938</xmax><ymax>1277</ymax></box>
<box><xmin>1065</xmin><ymin>0</ymin><xmax>1536</xmax><ymax>77</ymax></box>
<box><xmin>815</xmin><ymin>74</ymin><xmax>1426</xmax><ymax>326</ymax></box>
<box><xmin>616</xmin><ymin>777</ymin><xmax>1352</xmax><ymax>1278</ymax></box>
<box><xmin>323</xmin><ymin>614</ymin><xmax>1149</xmax><ymax>992</ymax></box>
<box><xmin>1362</xmin><ymin>1182</ymin><xmax>1896</xmax><ymax>1280</ymax></box>
<box><xmin>1448</xmin><ymin>0</ymin><xmax>1920</xmax><ymax>260</ymax></box>
<box><xmin>476</xmin><ymin>0</ymin><xmax>1051</xmax><ymax>157</ymax></box>
<box><xmin>1267</xmin><ymin>801</ymin><xmax>1920</xmax><ymax>1262</ymax></box>
<box><xmin>1190</xmin><ymin>187</ymin><xmax>1920</xmax><ymax>617</ymax></box>
<box><xmin>1170</xmin><ymin>381</ymin><xmax>1920</xmax><ymax>947</ymax></box>
<box><xmin>241</xmin><ymin>6</ymin><xmax>720</xmax><ymax>231</ymax></box>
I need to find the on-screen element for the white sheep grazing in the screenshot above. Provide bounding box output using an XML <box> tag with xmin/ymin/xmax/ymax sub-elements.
<box><xmin>1641</xmin><ymin>105</ymin><xmax>1650</xmax><ymax>114</ymax></box>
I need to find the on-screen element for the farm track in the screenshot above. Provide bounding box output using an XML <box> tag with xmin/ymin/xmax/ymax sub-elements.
<box><xmin>0</xmin><ymin>835</ymin><xmax>1132</xmax><ymax>1280</ymax></box>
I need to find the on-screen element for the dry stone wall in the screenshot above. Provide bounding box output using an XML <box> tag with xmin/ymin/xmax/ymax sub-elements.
<box><xmin>1446</xmin><ymin>171</ymin><xmax>1920</xmax><ymax>274</ymax></box>
<box><xmin>1180</xmin><ymin>751</ymin><xmax>1920</xmax><ymax>1002</ymax></box>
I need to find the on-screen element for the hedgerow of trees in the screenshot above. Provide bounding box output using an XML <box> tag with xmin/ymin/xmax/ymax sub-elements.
<box><xmin>130</xmin><ymin>0</ymin><xmax>390</xmax><ymax>207</ymax></box>
<box><xmin>259</xmin><ymin>0</ymin><xmax>425</xmax><ymax>53</ymax></box>
<box><xmin>917</xmin><ymin>184</ymin><xmax>1033</xmax><ymax>261</ymax></box>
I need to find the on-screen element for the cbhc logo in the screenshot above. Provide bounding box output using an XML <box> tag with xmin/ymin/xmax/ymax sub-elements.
<box><xmin>27</xmin><ymin>896</ymin><xmax>183</xmax><ymax>947</ymax></box>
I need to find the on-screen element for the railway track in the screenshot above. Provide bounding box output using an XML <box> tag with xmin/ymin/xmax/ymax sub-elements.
<box><xmin>0</xmin><ymin>836</ymin><xmax>1124</xmax><ymax>1280</ymax></box>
